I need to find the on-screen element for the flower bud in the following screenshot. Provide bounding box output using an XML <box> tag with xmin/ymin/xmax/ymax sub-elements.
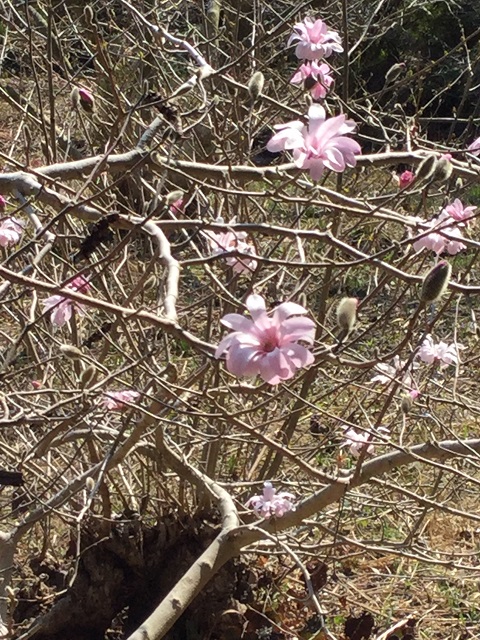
<box><xmin>336</xmin><ymin>297</ymin><xmax>358</xmax><ymax>333</ymax></box>
<box><xmin>248</xmin><ymin>71</ymin><xmax>265</xmax><ymax>102</ymax></box>
<box><xmin>401</xmin><ymin>390</ymin><xmax>419</xmax><ymax>415</ymax></box>
<box><xmin>398</xmin><ymin>170</ymin><xmax>414</xmax><ymax>189</ymax></box>
<box><xmin>60</xmin><ymin>344</ymin><xmax>84</xmax><ymax>359</ymax></box>
<box><xmin>72</xmin><ymin>87</ymin><xmax>95</xmax><ymax>113</ymax></box>
<box><xmin>416</xmin><ymin>155</ymin><xmax>437</xmax><ymax>183</ymax></box>
<box><xmin>78</xmin><ymin>88</ymin><xmax>95</xmax><ymax>112</ymax></box>
<box><xmin>420</xmin><ymin>261</ymin><xmax>452</xmax><ymax>303</ymax></box>
<box><xmin>0</xmin><ymin>195</ymin><xmax>6</xmax><ymax>212</ymax></box>
<box><xmin>79</xmin><ymin>365</ymin><xmax>97</xmax><ymax>389</ymax></box>
<box><xmin>432</xmin><ymin>154</ymin><xmax>453</xmax><ymax>183</ymax></box>
<box><xmin>165</xmin><ymin>190</ymin><xmax>184</xmax><ymax>206</ymax></box>
<box><xmin>85</xmin><ymin>476</ymin><xmax>95</xmax><ymax>492</ymax></box>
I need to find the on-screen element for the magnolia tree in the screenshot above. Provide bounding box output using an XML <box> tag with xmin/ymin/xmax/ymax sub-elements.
<box><xmin>1</xmin><ymin>1</ymin><xmax>480</xmax><ymax>639</ymax></box>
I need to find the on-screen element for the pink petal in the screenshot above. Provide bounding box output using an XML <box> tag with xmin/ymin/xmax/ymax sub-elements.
<box><xmin>226</xmin><ymin>343</ymin><xmax>261</xmax><ymax>377</ymax></box>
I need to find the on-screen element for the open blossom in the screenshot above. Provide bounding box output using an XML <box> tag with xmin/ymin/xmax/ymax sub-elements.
<box><xmin>203</xmin><ymin>221</ymin><xmax>257</xmax><ymax>274</ymax></box>
<box><xmin>102</xmin><ymin>390</ymin><xmax>140</xmax><ymax>411</ymax></box>
<box><xmin>267</xmin><ymin>104</ymin><xmax>361</xmax><ymax>181</ymax></box>
<box><xmin>418</xmin><ymin>335</ymin><xmax>463</xmax><ymax>367</ymax></box>
<box><xmin>246</xmin><ymin>482</ymin><xmax>295</xmax><ymax>518</ymax></box>
<box><xmin>290</xmin><ymin>61</ymin><xmax>334</xmax><ymax>100</ymax></box>
<box><xmin>371</xmin><ymin>355</ymin><xmax>416</xmax><ymax>388</ymax></box>
<box><xmin>0</xmin><ymin>217</ymin><xmax>23</xmax><ymax>247</ymax></box>
<box><xmin>288</xmin><ymin>17</ymin><xmax>344</xmax><ymax>60</ymax></box>
<box><xmin>412</xmin><ymin>213</ymin><xmax>466</xmax><ymax>255</ymax></box>
<box><xmin>443</xmin><ymin>198</ymin><xmax>476</xmax><ymax>226</ymax></box>
<box><xmin>343</xmin><ymin>428</ymin><xmax>374</xmax><ymax>458</ymax></box>
<box><xmin>215</xmin><ymin>294</ymin><xmax>315</xmax><ymax>385</ymax></box>
<box><xmin>343</xmin><ymin>426</ymin><xmax>389</xmax><ymax>458</ymax></box>
<box><xmin>43</xmin><ymin>275</ymin><xmax>90</xmax><ymax>327</ymax></box>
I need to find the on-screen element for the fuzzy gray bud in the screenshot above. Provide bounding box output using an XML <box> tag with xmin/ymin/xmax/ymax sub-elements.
<box><xmin>85</xmin><ymin>476</ymin><xmax>95</xmax><ymax>492</ymax></box>
<box><xmin>336</xmin><ymin>297</ymin><xmax>358</xmax><ymax>333</ymax></box>
<box><xmin>60</xmin><ymin>344</ymin><xmax>83</xmax><ymax>359</ymax></box>
<box><xmin>416</xmin><ymin>155</ymin><xmax>437</xmax><ymax>183</ymax></box>
<box><xmin>248</xmin><ymin>71</ymin><xmax>265</xmax><ymax>102</ymax></box>
<box><xmin>165</xmin><ymin>190</ymin><xmax>184</xmax><ymax>205</ymax></box>
<box><xmin>401</xmin><ymin>391</ymin><xmax>419</xmax><ymax>415</ymax></box>
<box><xmin>432</xmin><ymin>155</ymin><xmax>453</xmax><ymax>183</ymax></box>
<box><xmin>79</xmin><ymin>365</ymin><xmax>97</xmax><ymax>389</ymax></box>
<box><xmin>384</xmin><ymin>62</ymin><xmax>406</xmax><ymax>86</ymax></box>
<box><xmin>420</xmin><ymin>261</ymin><xmax>452</xmax><ymax>303</ymax></box>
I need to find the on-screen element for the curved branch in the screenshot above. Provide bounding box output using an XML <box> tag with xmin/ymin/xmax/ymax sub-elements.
<box><xmin>127</xmin><ymin>438</ymin><xmax>480</xmax><ymax>640</ymax></box>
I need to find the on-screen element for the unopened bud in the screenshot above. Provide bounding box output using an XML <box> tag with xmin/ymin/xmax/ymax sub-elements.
<box><xmin>248</xmin><ymin>71</ymin><xmax>265</xmax><ymax>102</ymax></box>
<box><xmin>416</xmin><ymin>155</ymin><xmax>437</xmax><ymax>183</ymax></box>
<box><xmin>79</xmin><ymin>88</ymin><xmax>95</xmax><ymax>112</ymax></box>
<box><xmin>60</xmin><ymin>344</ymin><xmax>84</xmax><ymax>359</ymax></box>
<box><xmin>79</xmin><ymin>365</ymin><xmax>97</xmax><ymax>389</ymax></box>
<box><xmin>0</xmin><ymin>195</ymin><xmax>6</xmax><ymax>212</ymax></box>
<box><xmin>165</xmin><ymin>190</ymin><xmax>184</xmax><ymax>205</ymax></box>
<box><xmin>85</xmin><ymin>476</ymin><xmax>95</xmax><ymax>492</ymax></box>
<box><xmin>336</xmin><ymin>297</ymin><xmax>358</xmax><ymax>333</ymax></box>
<box><xmin>420</xmin><ymin>261</ymin><xmax>451</xmax><ymax>303</ymax></box>
<box><xmin>72</xmin><ymin>87</ymin><xmax>95</xmax><ymax>113</ymax></box>
<box><xmin>432</xmin><ymin>154</ymin><xmax>453</xmax><ymax>183</ymax></box>
<box><xmin>401</xmin><ymin>390</ymin><xmax>419</xmax><ymax>414</ymax></box>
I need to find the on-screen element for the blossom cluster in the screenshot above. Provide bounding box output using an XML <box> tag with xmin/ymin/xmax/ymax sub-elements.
<box><xmin>203</xmin><ymin>221</ymin><xmax>257</xmax><ymax>274</ymax></box>
<box><xmin>101</xmin><ymin>390</ymin><xmax>140</xmax><ymax>411</ymax></box>
<box><xmin>413</xmin><ymin>198</ymin><xmax>476</xmax><ymax>256</ymax></box>
<box><xmin>268</xmin><ymin>17</ymin><xmax>361</xmax><ymax>181</ymax></box>
<box><xmin>288</xmin><ymin>18</ymin><xmax>341</xmax><ymax>101</ymax></box>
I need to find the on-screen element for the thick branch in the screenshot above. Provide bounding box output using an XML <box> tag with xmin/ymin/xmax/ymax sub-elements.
<box><xmin>127</xmin><ymin>438</ymin><xmax>480</xmax><ymax>639</ymax></box>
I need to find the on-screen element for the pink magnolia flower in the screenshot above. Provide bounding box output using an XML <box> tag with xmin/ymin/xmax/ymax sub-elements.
<box><xmin>343</xmin><ymin>428</ymin><xmax>374</xmax><ymax>458</ymax></box>
<box><xmin>246</xmin><ymin>481</ymin><xmax>295</xmax><ymax>518</ymax></box>
<box><xmin>343</xmin><ymin>426</ymin><xmax>389</xmax><ymax>458</ymax></box>
<box><xmin>370</xmin><ymin>355</ymin><xmax>416</xmax><ymax>388</ymax></box>
<box><xmin>290</xmin><ymin>61</ymin><xmax>334</xmax><ymax>100</ymax></box>
<box><xmin>443</xmin><ymin>198</ymin><xmax>477</xmax><ymax>226</ymax></box>
<box><xmin>288</xmin><ymin>17</ymin><xmax>344</xmax><ymax>60</ymax></box>
<box><xmin>203</xmin><ymin>222</ymin><xmax>257</xmax><ymax>274</ymax></box>
<box><xmin>412</xmin><ymin>214</ymin><xmax>466</xmax><ymax>256</ymax></box>
<box><xmin>102</xmin><ymin>390</ymin><xmax>140</xmax><ymax>411</ymax></box>
<box><xmin>468</xmin><ymin>137</ymin><xmax>480</xmax><ymax>156</ymax></box>
<box><xmin>215</xmin><ymin>294</ymin><xmax>315</xmax><ymax>385</ymax></box>
<box><xmin>0</xmin><ymin>217</ymin><xmax>23</xmax><ymax>247</ymax></box>
<box><xmin>398</xmin><ymin>170</ymin><xmax>414</xmax><ymax>189</ymax></box>
<box><xmin>418</xmin><ymin>334</ymin><xmax>464</xmax><ymax>367</ymax></box>
<box><xmin>266</xmin><ymin>104</ymin><xmax>361</xmax><ymax>181</ymax></box>
<box><xmin>43</xmin><ymin>275</ymin><xmax>90</xmax><ymax>327</ymax></box>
